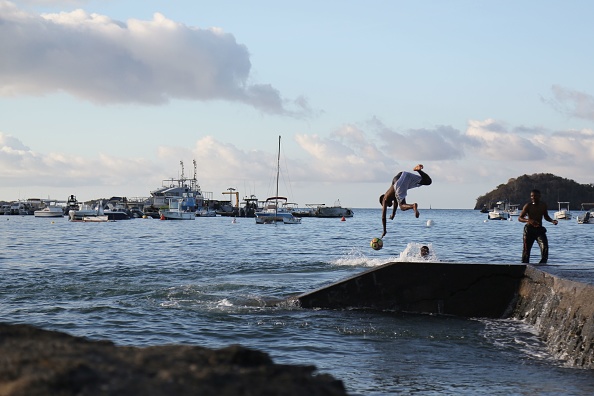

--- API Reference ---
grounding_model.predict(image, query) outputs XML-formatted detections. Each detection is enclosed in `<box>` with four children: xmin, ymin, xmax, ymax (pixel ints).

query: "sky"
<box><xmin>2</xmin><ymin>0</ymin><xmax>594</xmax><ymax>209</ymax></box>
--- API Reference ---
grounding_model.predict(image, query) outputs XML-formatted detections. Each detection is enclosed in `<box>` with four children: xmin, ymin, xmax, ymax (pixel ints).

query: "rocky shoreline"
<box><xmin>0</xmin><ymin>323</ymin><xmax>347</xmax><ymax>396</ymax></box>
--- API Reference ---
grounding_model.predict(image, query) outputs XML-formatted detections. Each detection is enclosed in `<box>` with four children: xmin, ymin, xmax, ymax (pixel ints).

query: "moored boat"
<box><xmin>149</xmin><ymin>160</ymin><xmax>209</xmax><ymax>213</ymax></box>
<box><xmin>159</xmin><ymin>193</ymin><xmax>196</xmax><ymax>220</ymax></box>
<box><xmin>554</xmin><ymin>202</ymin><xmax>572</xmax><ymax>220</ymax></box>
<box><xmin>507</xmin><ymin>204</ymin><xmax>520</xmax><ymax>217</ymax></box>
<box><xmin>34</xmin><ymin>204</ymin><xmax>64</xmax><ymax>218</ymax></box>
<box><xmin>576</xmin><ymin>203</ymin><xmax>594</xmax><ymax>224</ymax></box>
<box><xmin>312</xmin><ymin>200</ymin><xmax>354</xmax><ymax>218</ymax></box>
<box><xmin>255</xmin><ymin>196</ymin><xmax>301</xmax><ymax>224</ymax></box>
<box><xmin>69</xmin><ymin>200</ymin><xmax>110</xmax><ymax>222</ymax></box>
<box><xmin>577</xmin><ymin>211</ymin><xmax>594</xmax><ymax>224</ymax></box>
<box><xmin>254</xmin><ymin>136</ymin><xmax>302</xmax><ymax>225</ymax></box>
<box><xmin>488</xmin><ymin>201</ymin><xmax>510</xmax><ymax>220</ymax></box>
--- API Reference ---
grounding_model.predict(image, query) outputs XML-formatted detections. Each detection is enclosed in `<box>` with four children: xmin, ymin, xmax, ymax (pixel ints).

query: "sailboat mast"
<box><xmin>275</xmin><ymin>135</ymin><xmax>281</xmax><ymax>219</ymax></box>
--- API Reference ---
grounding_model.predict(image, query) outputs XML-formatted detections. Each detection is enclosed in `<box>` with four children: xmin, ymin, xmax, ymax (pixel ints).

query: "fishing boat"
<box><xmin>149</xmin><ymin>160</ymin><xmax>209</xmax><ymax>213</ymax></box>
<box><xmin>576</xmin><ymin>203</ymin><xmax>594</xmax><ymax>224</ymax></box>
<box><xmin>255</xmin><ymin>136</ymin><xmax>301</xmax><ymax>225</ymax></box>
<box><xmin>159</xmin><ymin>193</ymin><xmax>196</xmax><ymax>220</ymax></box>
<box><xmin>554</xmin><ymin>202</ymin><xmax>572</xmax><ymax>220</ymax></box>
<box><xmin>577</xmin><ymin>211</ymin><xmax>594</xmax><ymax>224</ymax></box>
<box><xmin>488</xmin><ymin>201</ymin><xmax>510</xmax><ymax>220</ymax></box>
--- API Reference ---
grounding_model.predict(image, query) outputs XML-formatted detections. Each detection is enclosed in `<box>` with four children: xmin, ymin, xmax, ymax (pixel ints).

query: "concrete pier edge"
<box><xmin>293</xmin><ymin>262</ymin><xmax>594</xmax><ymax>369</ymax></box>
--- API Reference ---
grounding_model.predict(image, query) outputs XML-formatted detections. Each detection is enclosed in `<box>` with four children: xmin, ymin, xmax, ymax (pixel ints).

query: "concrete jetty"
<box><xmin>293</xmin><ymin>262</ymin><xmax>594</xmax><ymax>369</ymax></box>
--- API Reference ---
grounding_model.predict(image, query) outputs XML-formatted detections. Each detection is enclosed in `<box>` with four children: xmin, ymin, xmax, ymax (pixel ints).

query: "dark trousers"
<box><xmin>522</xmin><ymin>225</ymin><xmax>549</xmax><ymax>264</ymax></box>
<box><xmin>417</xmin><ymin>170</ymin><xmax>432</xmax><ymax>186</ymax></box>
<box><xmin>393</xmin><ymin>170</ymin><xmax>432</xmax><ymax>186</ymax></box>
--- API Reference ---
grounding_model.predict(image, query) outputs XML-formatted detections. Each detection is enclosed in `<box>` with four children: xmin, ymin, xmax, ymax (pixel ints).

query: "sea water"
<box><xmin>1</xmin><ymin>209</ymin><xmax>594</xmax><ymax>395</ymax></box>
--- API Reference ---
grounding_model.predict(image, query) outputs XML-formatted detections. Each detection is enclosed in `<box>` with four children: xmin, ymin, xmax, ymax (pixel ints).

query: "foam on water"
<box><xmin>331</xmin><ymin>242</ymin><xmax>439</xmax><ymax>268</ymax></box>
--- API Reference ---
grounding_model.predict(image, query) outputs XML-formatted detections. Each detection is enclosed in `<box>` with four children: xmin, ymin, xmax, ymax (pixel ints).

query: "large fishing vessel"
<box><xmin>149</xmin><ymin>160</ymin><xmax>212</xmax><ymax>214</ymax></box>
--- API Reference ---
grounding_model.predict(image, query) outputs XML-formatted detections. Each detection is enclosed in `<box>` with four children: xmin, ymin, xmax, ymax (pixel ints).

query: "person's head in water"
<box><xmin>420</xmin><ymin>245</ymin><xmax>430</xmax><ymax>257</ymax></box>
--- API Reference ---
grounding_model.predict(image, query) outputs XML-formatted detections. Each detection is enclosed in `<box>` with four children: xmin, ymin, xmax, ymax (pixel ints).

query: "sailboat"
<box><xmin>255</xmin><ymin>136</ymin><xmax>302</xmax><ymax>224</ymax></box>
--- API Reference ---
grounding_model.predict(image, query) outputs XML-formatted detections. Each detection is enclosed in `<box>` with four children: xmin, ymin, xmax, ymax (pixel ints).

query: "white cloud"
<box><xmin>0</xmin><ymin>132</ymin><xmax>160</xmax><ymax>195</ymax></box>
<box><xmin>3</xmin><ymin>119</ymin><xmax>594</xmax><ymax>206</ymax></box>
<box><xmin>0</xmin><ymin>1</ymin><xmax>309</xmax><ymax>116</ymax></box>
<box><xmin>370</xmin><ymin>118</ymin><xmax>466</xmax><ymax>161</ymax></box>
<box><xmin>545</xmin><ymin>85</ymin><xmax>594</xmax><ymax>122</ymax></box>
<box><xmin>466</xmin><ymin>119</ymin><xmax>547</xmax><ymax>161</ymax></box>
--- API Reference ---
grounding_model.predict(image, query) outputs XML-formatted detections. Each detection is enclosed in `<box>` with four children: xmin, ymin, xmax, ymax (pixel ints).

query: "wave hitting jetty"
<box><xmin>293</xmin><ymin>262</ymin><xmax>594</xmax><ymax>369</ymax></box>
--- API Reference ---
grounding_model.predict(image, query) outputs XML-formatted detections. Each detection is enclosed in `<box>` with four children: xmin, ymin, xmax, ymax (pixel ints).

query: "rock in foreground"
<box><xmin>0</xmin><ymin>323</ymin><xmax>347</xmax><ymax>396</ymax></box>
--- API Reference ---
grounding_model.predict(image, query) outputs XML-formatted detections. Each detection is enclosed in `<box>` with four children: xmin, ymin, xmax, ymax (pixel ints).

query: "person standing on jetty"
<box><xmin>380</xmin><ymin>164</ymin><xmax>432</xmax><ymax>238</ymax></box>
<box><xmin>518</xmin><ymin>189</ymin><xmax>558</xmax><ymax>264</ymax></box>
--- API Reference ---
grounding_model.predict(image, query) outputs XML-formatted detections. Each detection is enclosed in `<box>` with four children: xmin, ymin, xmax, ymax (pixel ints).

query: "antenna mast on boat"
<box><xmin>180</xmin><ymin>160</ymin><xmax>185</xmax><ymax>186</ymax></box>
<box><xmin>193</xmin><ymin>159</ymin><xmax>198</xmax><ymax>190</ymax></box>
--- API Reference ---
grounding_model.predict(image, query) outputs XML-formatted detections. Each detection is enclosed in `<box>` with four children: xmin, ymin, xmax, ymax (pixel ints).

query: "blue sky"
<box><xmin>2</xmin><ymin>0</ymin><xmax>594</xmax><ymax>209</ymax></box>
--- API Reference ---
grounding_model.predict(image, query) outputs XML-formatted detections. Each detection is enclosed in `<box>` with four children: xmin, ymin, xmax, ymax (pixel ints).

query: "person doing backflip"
<box><xmin>380</xmin><ymin>164</ymin><xmax>432</xmax><ymax>238</ymax></box>
<box><xmin>518</xmin><ymin>189</ymin><xmax>557</xmax><ymax>264</ymax></box>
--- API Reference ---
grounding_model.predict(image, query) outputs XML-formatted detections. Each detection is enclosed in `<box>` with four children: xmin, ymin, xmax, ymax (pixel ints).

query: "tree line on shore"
<box><xmin>474</xmin><ymin>173</ymin><xmax>594</xmax><ymax>211</ymax></box>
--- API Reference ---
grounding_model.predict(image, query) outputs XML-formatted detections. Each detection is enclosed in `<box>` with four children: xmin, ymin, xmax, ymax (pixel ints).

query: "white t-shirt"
<box><xmin>394</xmin><ymin>172</ymin><xmax>422</xmax><ymax>202</ymax></box>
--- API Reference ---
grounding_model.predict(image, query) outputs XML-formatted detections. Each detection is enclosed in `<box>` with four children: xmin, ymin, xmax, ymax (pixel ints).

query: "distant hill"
<box><xmin>474</xmin><ymin>173</ymin><xmax>594</xmax><ymax>211</ymax></box>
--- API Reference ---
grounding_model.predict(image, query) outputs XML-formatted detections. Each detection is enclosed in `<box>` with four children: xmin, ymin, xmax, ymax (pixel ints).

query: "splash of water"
<box><xmin>331</xmin><ymin>242</ymin><xmax>439</xmax><ymax>267</ymax></box>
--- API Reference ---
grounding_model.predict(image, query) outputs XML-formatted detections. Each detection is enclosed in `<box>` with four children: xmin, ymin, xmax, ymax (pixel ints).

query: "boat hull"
<box><xmin>488</xmin><ymin>212</ymin><xmax>510</xmax><ymax>220</ymax></box>
<box><xmin>159</xmin><ymin>210</ymin><xmax>195</xmax><ymax>220</ymax></box>
<box><xmin>314</xmin><ymin>207</ymin><xmax>354</xmax><ymax>218</ymax></box>
<box><xmin>34</xmin><ymin>207</ymin><xmax>64</xmax><ymax>218</ymax></box>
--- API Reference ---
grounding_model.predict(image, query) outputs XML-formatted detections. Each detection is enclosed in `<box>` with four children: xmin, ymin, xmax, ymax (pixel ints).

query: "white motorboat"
<box><xmin>196</xmin><ymin>208</ymin><xmax>217</xmax><ymax>217</ymax></box>
<box><xmin>69</xmin><ymin>203</ymin><xmax>99</xmax><ymax>221</ymax></box>
<box><xmin>159</xmin><ymin>193</ymin><xmax>196</xmax><ymax>220</ymax></box>
<box><xmin>577</xmin><ymin>211</ymin><xmax>594</xmax><ymax>224</ymax></box>
<box><xmin>34</xmin><ymin>204</ymin><xmax>64</xmax><ymax>218</ymax></box>
<box><xmin>507</xmin><ymin>204</ymin><xmax>520</xmax><ymax>217</ymax></box>
<box><xmin>69</xmin><ymin>200</ymin><xmax>110</xmax><ymax>222</ymax></box>
<box><xmin>576</xmin><ymin>204</ymin><xmax>594</xmax><ymax>224</ymax></box>
<box><xmin>554</xmin><ymin>202</ymin><xmax>572</xmax><ymax>220</ymax></box>
<box><xmin>282</xmin><ymin>215</ymin><xmax>302</xmax><ymax>224</ymax></box>
<box><xmin>81</xmin><ymin>215</ymin><xmax>109</xmax><ymax>222</ymax></box>
<box><xmin>488</xmin><ymin>201</ymin><xmax>510</xmax><ymax>220</ymax></box>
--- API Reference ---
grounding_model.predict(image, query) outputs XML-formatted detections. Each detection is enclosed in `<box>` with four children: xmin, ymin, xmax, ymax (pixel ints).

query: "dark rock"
<box><xmin>0</xmin><ymin>323</ymin><xmax>347</xmax><ymax>396</ymax></box>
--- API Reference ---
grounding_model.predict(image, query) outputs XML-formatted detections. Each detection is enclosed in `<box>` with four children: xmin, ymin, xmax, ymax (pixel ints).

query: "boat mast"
<box><xmin>275</xmin><ymin>135</ymin><xmax>281</xmax><ymax>219</ymax></box>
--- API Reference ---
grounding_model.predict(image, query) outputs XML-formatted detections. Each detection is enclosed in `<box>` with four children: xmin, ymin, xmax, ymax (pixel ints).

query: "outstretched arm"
<box><xmin>381</xmin><ymin>203</ymin><xmax>388</xmax><ymax>238</ymax></box>
<box><xmin>543</xmin><ymin>204</ymin><xmax>558</xmax><ymax>225</ymax></box>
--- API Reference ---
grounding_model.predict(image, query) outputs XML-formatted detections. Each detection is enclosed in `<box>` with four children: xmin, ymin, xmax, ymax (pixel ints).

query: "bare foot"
<box><xmin>413</xmin><ymin>164</ymin><xmax>423</xmax><ymax>171</ymax></box>
<box><xmin>413</xmin><ymin>203</ymin><xmax>420</xmax><ymax>218</ymax></box>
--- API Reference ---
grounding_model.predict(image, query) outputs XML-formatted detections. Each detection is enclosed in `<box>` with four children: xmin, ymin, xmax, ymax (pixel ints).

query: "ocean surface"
<box><xmin>1</xmin><ymin>208</ymin><xmax>594</xmax><ymax>395</ymax></box>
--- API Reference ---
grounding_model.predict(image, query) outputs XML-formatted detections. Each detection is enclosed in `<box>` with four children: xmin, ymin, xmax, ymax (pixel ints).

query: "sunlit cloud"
<box><xmin>466</xmin><ymin>119</ymin><xmax>547</xmax><ymax>161</ymax></box>
<box><xmin>0</xmin><ymin>1</ymin><xmax>311</xmax><ymax>116</ymax></box>
<box><xmin>3</xmin><ymin>118</ymin><xmax>594</xmax><ymax>203</ymax></box>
